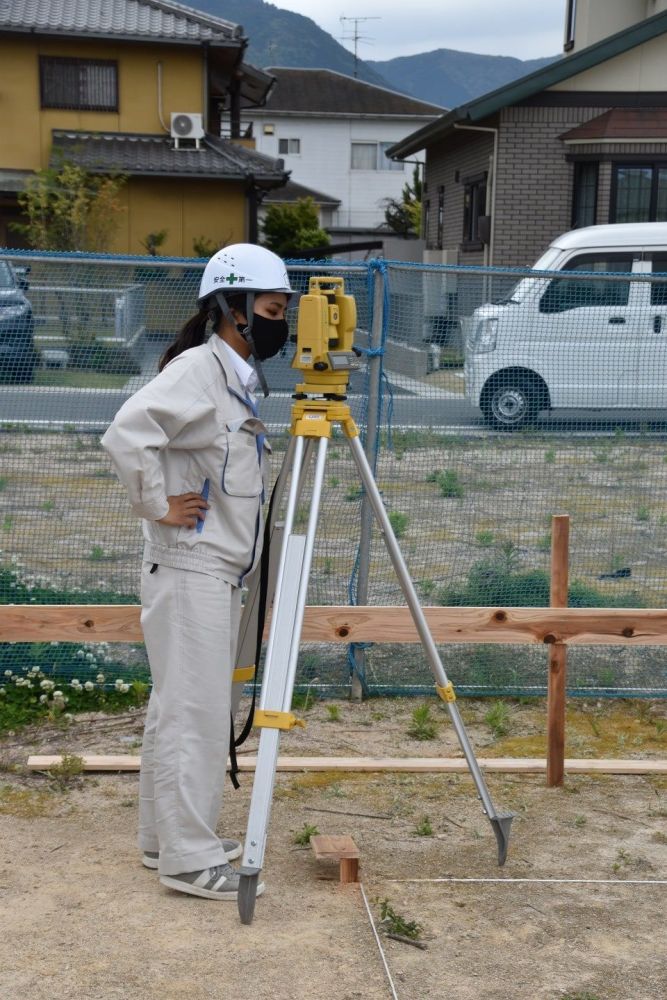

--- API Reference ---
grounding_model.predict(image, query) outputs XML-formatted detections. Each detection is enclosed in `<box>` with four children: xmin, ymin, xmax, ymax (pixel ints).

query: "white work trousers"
<box><xmin>138</xmin><ymin>562</ymin><xmax>242</xmax><ymax>876</ymax></box>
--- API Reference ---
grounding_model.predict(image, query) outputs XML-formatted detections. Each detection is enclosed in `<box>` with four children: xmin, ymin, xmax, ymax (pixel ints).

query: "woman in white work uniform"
<box><xmin>101</xmin><ymin>244</ymin><xmax>293</xmax><ymax>901</ymax></box>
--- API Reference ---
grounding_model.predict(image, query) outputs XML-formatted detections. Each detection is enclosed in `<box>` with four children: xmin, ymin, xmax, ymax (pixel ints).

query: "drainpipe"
<box><xmin>202</xmin><ymin>43</ymin><xmax>209</xmax><ymax>133</ymax></box>
<box><xmin>453</xmin><ymin>123</ymin><xmax>498</xmax><ymax>267</ymax></box>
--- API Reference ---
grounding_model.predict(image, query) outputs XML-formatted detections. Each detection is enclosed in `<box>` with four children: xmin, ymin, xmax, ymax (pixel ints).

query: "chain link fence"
<box><xmin>1</xmin><ymin>249</ymin><xmax>666</xmax><ymax>701</ymax></box>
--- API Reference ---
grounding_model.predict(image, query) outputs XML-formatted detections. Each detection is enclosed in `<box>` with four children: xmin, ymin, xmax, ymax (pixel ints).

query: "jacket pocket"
<box><xmin>221</xmin><ymin>419</ymin><xmax>264</xmax><ymax>498</ymax></box>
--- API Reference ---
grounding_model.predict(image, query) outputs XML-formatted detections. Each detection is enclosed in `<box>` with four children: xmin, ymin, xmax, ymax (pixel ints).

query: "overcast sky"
<box><xmin>275</xmin><ymin>0</ymin><xmax>566</xmax><ymax>62</ymax></box>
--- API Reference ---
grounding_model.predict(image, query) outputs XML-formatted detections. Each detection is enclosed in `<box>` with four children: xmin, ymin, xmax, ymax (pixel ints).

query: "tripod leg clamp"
<box><xmin>233</xmin><ymin>665</ymin><xmax>256</xmax><ymax>684</ymax></box>
<box><xmin>436</xmin><ymin>681</ymin><xmax>457</xmax><ymax>703</ymax></box>
<box><xmin>253</xmin><ymin>709</ymin><xmax>306</xmax><ymax>731</ymax></box>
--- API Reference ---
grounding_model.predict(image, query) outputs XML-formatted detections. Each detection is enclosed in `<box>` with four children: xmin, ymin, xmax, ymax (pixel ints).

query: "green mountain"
<box><xmin>187</xmin><ymin>0</ymin><xmax>391</xmax><ymax>87</ymax></box>
<box><xmin>185</xmin><ymin>1</ymin><xmax>559</xmax><ymax>107</ymax></box>
<box><xmin>367</xmin><ymin>49</ymin><xmax>559</xmax><ymax>108</ymax></box>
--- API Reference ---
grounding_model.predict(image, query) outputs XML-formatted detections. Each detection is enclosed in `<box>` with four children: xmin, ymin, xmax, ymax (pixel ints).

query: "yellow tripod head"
<box><xmin>292</xmin><ymin>276</ymin><xmax>360</xmax><ymax>399</ymax></box>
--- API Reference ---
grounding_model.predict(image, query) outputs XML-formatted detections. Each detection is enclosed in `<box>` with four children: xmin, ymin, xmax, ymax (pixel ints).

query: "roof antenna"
<box><xmin>339</xmin><ymin>16</ymin><xmax>381</xmax><ymax>78</ymax></box>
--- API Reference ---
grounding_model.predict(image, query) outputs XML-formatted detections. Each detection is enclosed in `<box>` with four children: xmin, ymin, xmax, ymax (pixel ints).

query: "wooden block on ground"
<box><xmin>310</xmin><ymin>834</ymin><xmax>360</xmax><ymax>884</ymax></box>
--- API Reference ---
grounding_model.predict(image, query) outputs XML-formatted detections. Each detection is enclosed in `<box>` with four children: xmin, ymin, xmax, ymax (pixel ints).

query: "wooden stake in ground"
<box><xmin>547</xmin><ymin>514</ymin><xmax>569</xmax><ymax>787</ymax></box>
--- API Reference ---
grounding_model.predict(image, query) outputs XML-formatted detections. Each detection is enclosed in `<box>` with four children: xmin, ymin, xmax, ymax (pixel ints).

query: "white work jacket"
<box><xmin>101</xmin><ymin>336</ymin><xmax>270</xmax><ymax>586</ymax></box>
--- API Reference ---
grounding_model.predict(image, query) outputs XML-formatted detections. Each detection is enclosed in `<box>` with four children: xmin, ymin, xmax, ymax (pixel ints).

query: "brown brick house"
<box><xmin>387</xmin><ymin>2</ymin><xmax>667</xmax><ymax>267</ymax></box>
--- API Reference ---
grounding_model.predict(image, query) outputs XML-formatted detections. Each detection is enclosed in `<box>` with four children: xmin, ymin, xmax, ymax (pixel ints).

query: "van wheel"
<box><xmin>482</xmin><ymin>380</ymin><xmax>539</xmax><ymax>431</ymax></box>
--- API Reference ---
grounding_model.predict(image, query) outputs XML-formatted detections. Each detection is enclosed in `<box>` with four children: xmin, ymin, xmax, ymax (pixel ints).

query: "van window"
<box><xmin>649</xmin><ymin>253</ymin><xmax>667</xmax><ymax>306</ymax></box>
<box><xmin>540</xmin><ymin>253</ymin><xmax>634</xmax><ymax>314</ymax></box>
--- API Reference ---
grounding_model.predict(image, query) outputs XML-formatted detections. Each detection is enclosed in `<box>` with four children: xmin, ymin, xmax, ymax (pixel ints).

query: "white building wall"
<box><xmin>249</xmin><ymin>113</ymin><xmax>430</xmax><ymax>230</ymax></box>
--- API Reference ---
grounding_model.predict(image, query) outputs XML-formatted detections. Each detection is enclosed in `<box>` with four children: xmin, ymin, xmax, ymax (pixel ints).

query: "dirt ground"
<box><xmin>1</xmin><ymin>696</ymin><xmax>665</xmax><ymax>1000</ymax></box>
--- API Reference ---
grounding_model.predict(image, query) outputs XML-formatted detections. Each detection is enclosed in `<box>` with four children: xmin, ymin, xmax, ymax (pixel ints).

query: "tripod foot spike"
<box><xmin>238</xmin><ymin>870</ymin><xmax>262</xmax><ymax>924</ymax></box>
<box><xmin>489</xmin><ymin>812</ymin><xmax>515</xmax><ymax>866</ymax></box>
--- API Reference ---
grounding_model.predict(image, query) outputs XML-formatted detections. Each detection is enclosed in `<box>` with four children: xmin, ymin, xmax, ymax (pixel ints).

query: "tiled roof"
<box><xmin>263</xmin><ymin>181</ymin><xmax>340</xmax><ymax>207</ymax></box>
<box><xmin>260</xmin><ymin>68</ymin><xmax>443</xmax><ymax>117</ymax></box>
<box><xmin>0</xmin><ymin>0</ymin><xmax>242</xmax><ymax>44</ymax></box>
<box><xmin>561</xmin><ymin>108</ymin><xmax>667</xmax><ymax>142</ymax></box>
<box><xmin>51</xmin><ymin>131</ymin><xmax>288</xmax><ymax>186</ymax></box>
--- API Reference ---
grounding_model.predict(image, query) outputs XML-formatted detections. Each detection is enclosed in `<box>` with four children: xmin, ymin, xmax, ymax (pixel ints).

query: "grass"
<box><xmin>484</xmin><ymin>701</ymin><xmax>512</xmax><ymax>740</ymax></box>
<box><xmin>413</xmin><ymin>816</ymin><xmax>433</xmax><ymax>836</ymax></box>
<box><xmin>34</xmin><ymin>369</ymin><xmax>129</xmax><ymax>389</ymax></box>
<box><xmin>407</xmin><ymin>703</ymin><xmax>438</xmax><ymax>741</ymax></box>
<box><xmin>379</xmin><ymin>899</ymin><xmax>423</xmax><ymax>940</ymax></box>
<box><xmin>293</xmin><ymin>822</ymin><xmax>319</xmax><ymax>846</ymax></box>
<box><xmin>325</xmin><ymin>704</ymin><xmax>341</xmax><ymax>722</ymax></box>
<box><xmin>427</xmin><ymin>469</ymin><xmax>464</xmax><ymax>498</ymax></box>
<box><xmin>387</xmin><ymin>511</ymin><xmax>408</xmax><ymax>538</ymax></box>
<box><xmin>46</xmin><ymin>753</ymin><xmax>85</xmax><ymax>791</ymax></box>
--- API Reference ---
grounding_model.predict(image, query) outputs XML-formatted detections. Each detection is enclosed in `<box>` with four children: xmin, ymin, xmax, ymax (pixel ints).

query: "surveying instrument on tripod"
<box><xmin>234</xmin><ymin>275</ymin><xmax>515</xmax><ymax>924</ymax></box>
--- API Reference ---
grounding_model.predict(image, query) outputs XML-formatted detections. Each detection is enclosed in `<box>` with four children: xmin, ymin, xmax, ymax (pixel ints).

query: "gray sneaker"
<box><xmin>160</xmin><ymin>863</ymin><xmax>265</xmax><ymax>901</ymax></box>
<box><xmin>142</xmin><ymin>838</ymin><xmax>242</xmax><ymax>869</ymax></box>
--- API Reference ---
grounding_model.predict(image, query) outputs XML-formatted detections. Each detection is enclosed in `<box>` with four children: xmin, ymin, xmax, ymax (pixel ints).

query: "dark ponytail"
<box><xmin>158</xmin><ymin>301</ymin><xmax>222</xmax><ymax>372</ymax></box>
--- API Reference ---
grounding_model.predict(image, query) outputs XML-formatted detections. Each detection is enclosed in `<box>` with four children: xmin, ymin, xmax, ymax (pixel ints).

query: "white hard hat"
<box><xmin>198</xmin><ymin>243</ymin><xmax>293</xmax><ymax>303</ymax></box>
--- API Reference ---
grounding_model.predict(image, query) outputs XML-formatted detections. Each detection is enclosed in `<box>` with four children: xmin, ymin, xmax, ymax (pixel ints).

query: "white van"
<box><xmin>463</xmin><ymin>223</ymin><xmax>667</xmax><ymax>429</ymax></box>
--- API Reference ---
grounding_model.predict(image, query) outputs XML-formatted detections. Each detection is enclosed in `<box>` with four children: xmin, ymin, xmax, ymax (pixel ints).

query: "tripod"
<box><xmin>236</xmin><ymin>393</ymin><xmax>515</xmax><ymax>924</ymax></box>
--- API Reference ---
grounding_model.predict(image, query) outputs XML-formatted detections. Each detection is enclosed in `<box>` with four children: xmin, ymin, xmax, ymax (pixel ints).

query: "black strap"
<box><xmin>228</xmin><ymin>478</ymin><xmax>278</xmax><ymax>788</ymax></box>
<box><xmin>149</xmin><ymin>563</ymin><xmax>159</xmax><ymax>574</ymax></box>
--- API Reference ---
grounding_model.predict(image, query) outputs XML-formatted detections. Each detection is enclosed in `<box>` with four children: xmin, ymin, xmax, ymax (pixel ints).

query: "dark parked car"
<box><xmin>0</xmin><ymin>260</ymin><xmax>37</xmax><ymax>383</ymax></box>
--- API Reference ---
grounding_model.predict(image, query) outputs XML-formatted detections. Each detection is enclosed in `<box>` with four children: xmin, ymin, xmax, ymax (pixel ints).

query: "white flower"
<box><xmin>120</xmin><ymin>683</ymin><xmax>130</xmax><ymax>694</ymax></box>
<box><xmin>40</xmin><ymin>679</ymin><xmax>54</xmax><ymax>691</ymax></box>
<box><xmin>63</xmin><ymin>713</ymin><xmax>73</xmax><ymax>721</ymax></box>
<box><xmin>96</xmin><ymin>674</ymin><xmax>105</xmax><ymax>684</ymax></box>
<box><xmin>84</xmin><ymin>681</ymin><xmax>94</xmax><ymax>691</ymax></box>
<box><xmin>114</xmin><ymin>679</ymin><xmax>124</xmax><ymax>690</ymax></box>
<box><xmin>39</xmin><ymin>694</ymin><xmax>48</xmax><ymax>704</ymax></box>
<box><xmin>52</xmin><ymin>690</ymin><xmax>64</xmax><ymax>699</ymax></box>
<box><xmin>76</xmin><ymin>650</ymin><xmax>84</xmax><ymax>658</ymax></box>
<box><xmin>0</xmin><ymin>688</ymin><xmax>5</xmax><ymax>696</ymax></box>
<box><xmin>4</xmin><ymin>670</ymin><xmax>11</xmax><ymax>677</ymax></box>
<box><xmin>85</xmin><ymin>653</ymin><xmax>94</xmax><ymax>662</ymax></box>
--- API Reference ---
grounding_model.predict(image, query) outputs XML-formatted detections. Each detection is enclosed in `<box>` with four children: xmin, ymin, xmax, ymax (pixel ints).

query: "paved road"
<box><xmin>3</xmin><ymin>340</ymin><xmax>667</xmax><ymax>435</ymax></box>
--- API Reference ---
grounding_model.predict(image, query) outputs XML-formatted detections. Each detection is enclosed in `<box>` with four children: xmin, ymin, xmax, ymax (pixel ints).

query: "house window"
<box><xmin>40</xmin><ymin>57</ymin><xmax>118</xmax><ymax>111</ymax></box>
<box><xmin>351</xmin><ymin>142</ymin><xmax>403</xmax><ymax>171</ymax></box>
<box><xmin>462</xmin><ymin>173</ymin><xmax>487</xmax><ymax>246</ymax></box>
<box><xmin>564</xmin><ymin>0</ymin><xmax>577</xmax><ymax>51</ymax></box>
<box><xmin>572</xmin><ymin>162</ymin><xmax>598</xmax><ymax>228</ymax></box>
<box><xmin>612</xmin><ymin>164</ymin><xmax>667</xmax><ymax>223</ymax></box>
<box><xmin>437</xmin><ymin>186</ymin><xmax>445</xmax><ymax>250</ymax></box>
<box><xmin>278</xmin><ymin>138</ymin><xmax>301</xmax><ymax>155</ymax></box>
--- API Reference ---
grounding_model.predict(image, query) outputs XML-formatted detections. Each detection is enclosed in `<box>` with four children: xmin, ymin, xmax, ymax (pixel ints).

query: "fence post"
<box><xmin>351</xmin><ymin>264</ymin><xmax>386</xmax><ymax>700</ymax></box>
<box><xmin>547</xmin><ymin>514</ymin><xmax>569</xmax><ymax>786</ymax></box>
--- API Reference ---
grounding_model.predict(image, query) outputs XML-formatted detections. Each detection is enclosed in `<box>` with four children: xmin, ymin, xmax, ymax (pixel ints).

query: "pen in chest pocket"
<box><xmin>196</xmin><ymin>477</ymin><xmax>210</xmax><ymax>533</ymax></box>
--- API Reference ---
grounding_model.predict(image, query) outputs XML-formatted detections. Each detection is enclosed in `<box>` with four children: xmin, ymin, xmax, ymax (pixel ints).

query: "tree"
<box><xmin>383</xmin><ymin>165</ymin><xmax>423</xmax><ymax>238</ymax></box>
<box><xmin>262</xmin><ymin>197</ymin><xmax>330</xmax><ymax>257</ymax></box>
<box><xmin>13</xmin><ymin>161</ymin><xmax>126</xmax><ymax>252</ymax></box>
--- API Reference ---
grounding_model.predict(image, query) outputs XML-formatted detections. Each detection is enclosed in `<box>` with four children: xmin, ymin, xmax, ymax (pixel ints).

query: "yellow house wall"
<box><xmin>0</xmin><ymin>34</ymin><xmax>254</xmax><ymax>252</ymax></box>
<box><xmin>0</xmin><ymin>35</ymin><xmax>204</xmax><ymax>171</ymax></box>
<box><xmin>111</xmin><ymin>179</ymin><xmax>247</xmax><ymax>256</ymax></box>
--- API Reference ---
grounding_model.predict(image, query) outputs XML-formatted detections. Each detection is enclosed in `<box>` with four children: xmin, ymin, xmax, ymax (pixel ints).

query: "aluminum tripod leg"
<box><xmin>232</xmin><ymin>436</ymin><xmax>316</xmax><ymax>715</ymax></box>
<box><xmin>238</xmin><ymin>434</ymin><xmax>329</xmax><ymax>923</ymax></box>
<box><xmin>346</xmin><ymin>433</ymin><xmax>515</xmax><ymax>866</ymax></box>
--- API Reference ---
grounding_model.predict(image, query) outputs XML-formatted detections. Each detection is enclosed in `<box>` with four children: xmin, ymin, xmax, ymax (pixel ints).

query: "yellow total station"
<box><xmin>292</xmin><ymin>276</ymin><xmax>359</xmax><ymax>399</ymax></box>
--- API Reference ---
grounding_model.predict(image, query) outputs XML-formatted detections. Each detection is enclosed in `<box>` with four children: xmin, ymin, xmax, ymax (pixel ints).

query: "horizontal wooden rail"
<box><xmin>26</xmin><ymin>755</ymin><xmax>667</xmax><ymax>775</ymax></box>
<box><xmin>3</xmin><ymin>604</ymin><xmax>667</xmax><ymax>646</ymax></box>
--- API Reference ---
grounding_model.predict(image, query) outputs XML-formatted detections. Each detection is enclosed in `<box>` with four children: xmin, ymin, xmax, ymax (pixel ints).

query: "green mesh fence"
<box><xmin>0</xmin><ymin>249</ymin><xmax>666</xmax><ymax>705</ymax></box>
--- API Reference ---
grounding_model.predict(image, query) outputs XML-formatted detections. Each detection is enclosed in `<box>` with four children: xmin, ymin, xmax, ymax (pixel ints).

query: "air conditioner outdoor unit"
<box><xmin>170</xmin><ymin>112</ymin><xmax>204</xmax><ymax>145</ymax></box>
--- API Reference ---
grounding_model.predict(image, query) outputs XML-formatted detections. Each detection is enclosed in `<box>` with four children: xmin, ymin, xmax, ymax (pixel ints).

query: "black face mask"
<box><xmin>240</xmin><ymin>313</ymin><xmax>289</xmax><ymax>361</ymax></box>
